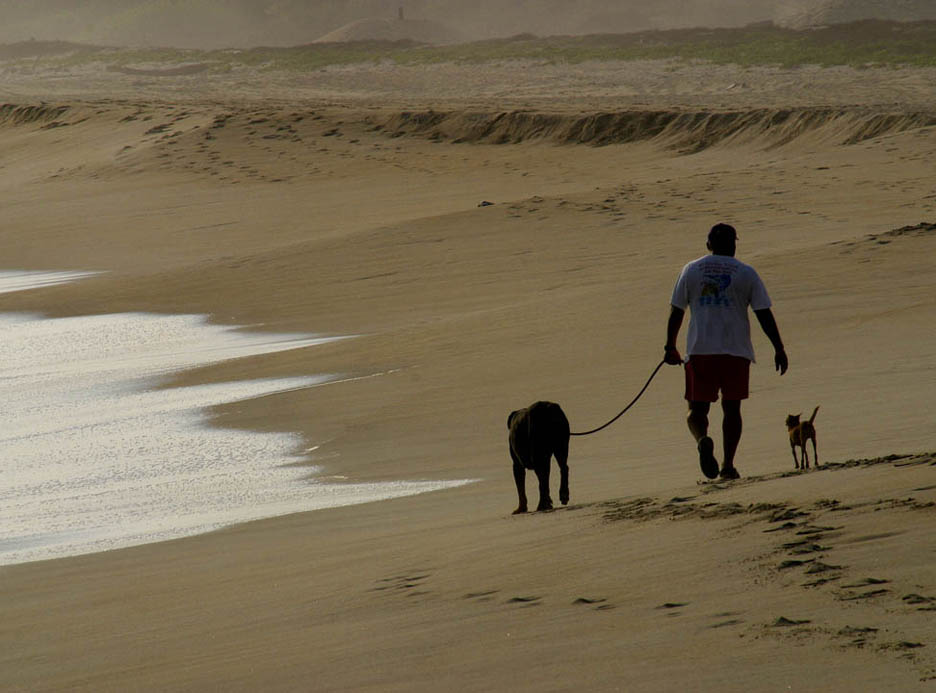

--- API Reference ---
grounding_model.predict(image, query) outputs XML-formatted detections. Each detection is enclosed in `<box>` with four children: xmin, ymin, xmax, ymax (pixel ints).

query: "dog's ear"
<box><xmin>507</xmin><ymin>411</ymin><xmax>517</xmax><ymax>429</ymax></box>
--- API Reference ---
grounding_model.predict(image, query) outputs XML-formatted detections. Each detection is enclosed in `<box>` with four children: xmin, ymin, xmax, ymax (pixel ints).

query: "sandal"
<box><xmin>697</xmin><ymin>436</ymin><xmax>719</xmax><ymax>479</ymax></box>
<box><xmin>719</xmin><ymin>466</ymin><xmax>741</xmax><ymax>480</ymax></box>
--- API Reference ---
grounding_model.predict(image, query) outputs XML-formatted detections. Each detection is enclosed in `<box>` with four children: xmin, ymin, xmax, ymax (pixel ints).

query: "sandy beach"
<box><xmin>1</xmin><ymin>52</ymin><xmax>935</xmax><ymax>691</ymax></box>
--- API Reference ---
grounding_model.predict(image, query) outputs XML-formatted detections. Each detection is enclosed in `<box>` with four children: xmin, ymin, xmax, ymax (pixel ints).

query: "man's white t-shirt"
<box><xmin>670</xmin><ymin>254</ymin><xmax>771</xmax><ymax>362</ymax></box>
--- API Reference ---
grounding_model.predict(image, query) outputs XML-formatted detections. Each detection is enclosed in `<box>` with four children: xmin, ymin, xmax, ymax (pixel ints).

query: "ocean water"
<box><xmin>0</xmin><ymin>271</ymin><xmax>473</xmax><ymax>565</ymax></box>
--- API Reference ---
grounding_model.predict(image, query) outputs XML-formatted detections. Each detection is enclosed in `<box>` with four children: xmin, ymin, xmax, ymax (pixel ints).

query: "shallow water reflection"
<box><xmin>0</xmin><ymin>273</ymin><xmax>472</xmax><ymax>565</ymax></box>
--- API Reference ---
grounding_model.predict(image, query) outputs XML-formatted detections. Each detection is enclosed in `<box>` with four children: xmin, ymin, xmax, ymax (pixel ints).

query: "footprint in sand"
<box><xmin>507</xmin><ymin>596</ymin><xmax>542</xmax><ymax>606</ymax></box>
<box><xmin>796</xmin><ymin>524</ymin><xmax>842</xmax><ymax>536</ymax></box>
<box><xmin>836</xmin><ymin>588</ymin><xmax>890</xmax><ymax>602</ymax></box>
<box><xmin>779</xmin><ymin>558</ymin><xmax>813</xmax><ymax>570</ymax></box>
<box><xmin>837</xmin><ymin>625</ymin><xmax>879</xmax><ymax>647</ymax></box>
<box><xmin>656</xmin><ymin>602</ymin><xmax>689</xmax><ymax>611</ymax></box>
<box><xmin>786</xmin><ymin>542</ymin><xmax>831</xmax><ymax>555</ymax></box>
<box><xmin>805</xmin><ymin>561</ymin><xmax>843</xmax><ymax>575</ymax></box>
<box><xmin>764</xmin><ymin>521</ymin><xmax>798</xmax><ymax>533</ymax></box>
<box><xmin>903</xmin><ymin>594</ymin><xmax>936</xmax><ymax>611</ymax></box>
<box><xmin>573</xmin><ymin>597</ymin><xmax>613</xmax><ymax>610</ymax></box>
<box><xmin>370</xmin><ymin>573</ymin><xmax>431</xmax><ymax>596</ymax></box>
<box><xmin>842</xmin><ymin>577</ymin><xmax>890</xmax><ymax>588</ymax></box>
<box><xmin>802</xmin><ymin>565</ymin><xmax>844</xmax><ymax>585</ymax></box>
<box><xmin>802</xmin><ymin>576</ymin><xmax>840</xmax><ymax>588</ymax></box>
<box><xmin>709</xmin><ymin>616</ymin><xmax>745</xmax><ymax>629</ymax></box>
<box><xmin>657</xmin><ymin>602</ymin><xmax>689</xmax><ymax>609</ymax></box>
<box><xmin>463</xmin><ymin>590</ymin><xmax>499</xmax><ymax>601</ymax></box>
<box><xmin>878</xmin><ymin>640</ymin><xmax>927</xmax><ymax>659</ymax></box>
<box><xmin>771</xmin><ymin>616</ymin><xmax>811</xmax><ymax>627</ymax></box>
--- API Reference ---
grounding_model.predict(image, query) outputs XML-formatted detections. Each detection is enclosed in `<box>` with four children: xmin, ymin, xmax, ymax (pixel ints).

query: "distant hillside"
<box><xmin>6</xmin><ymin>19</ymin><xmax>936</xmax><ymax>75</ymax></box>
<box><xmin>0</xmin><ymin>40</ymin><xmax>102</xmax><ymax>61</ymax></box>
<box><xmin>777</xmin><ymin>0</ymin><xmax>936</xmax><ymax>28</ymax></box>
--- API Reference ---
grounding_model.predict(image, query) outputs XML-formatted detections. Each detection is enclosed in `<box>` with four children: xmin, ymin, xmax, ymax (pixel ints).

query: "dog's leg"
<box><xmin>802</xmin><ymin>439</ymin><xmax>810</xmax><ymax>469</ymax></box>
<box><xmin>790</xmin><ymin>441</ymin><xmax>799</xmax><ymax>469</ymax></box>
<box><xmin>555</xmin><ymin>438</ymin><xmax>570</xmax><ymax>506</ymax></box>
<box><xmin>557</xmin><ymin>458</ymin><xmax>569</xmax><ymax>507</ymax></box>
<box><xmin>533</xmin><ymin>452</ymin><xmax>553</xmax><ymax>512</ymax></box>
<box><xmin>510</xmin><ymin>449</ymin><xmax>528</xmax><ymax>514</ymax></box>
<box><xmin>535</xmin><ymin>470</ymin><xmax>553</xmax><ymax>511</ymax></box>
<box><xmin>811</xmin><ymin>434</ymin><xmax>819</xmax><ymax>468</ymax></box>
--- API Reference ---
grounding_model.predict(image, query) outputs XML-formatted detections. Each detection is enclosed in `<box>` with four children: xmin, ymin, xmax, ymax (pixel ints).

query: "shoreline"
<box><xmin>0</xmin><ymin>277</ymin><xmax>474</xmax><ymax>565</ymax></box>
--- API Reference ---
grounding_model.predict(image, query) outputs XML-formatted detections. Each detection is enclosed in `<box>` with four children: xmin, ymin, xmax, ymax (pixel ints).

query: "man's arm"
<box><xmin>754</xmin><ymin>307</ymin><xmax>788</xmax><ymax>374</ymax></box>
<box><xmin>664</xmin><ymin>305</ymin><xmax>684</xmax><ymax>365</ymax></box>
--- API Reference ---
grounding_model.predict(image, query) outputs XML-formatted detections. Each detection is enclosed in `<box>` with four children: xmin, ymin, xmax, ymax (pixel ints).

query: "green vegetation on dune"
<box><xmin>5</xmin><ymin>20</ymin><xmax>936</xmax><ymax>72</ymax></box>
<box><xmin>397</xmin><ymin>21</ymin><xmax>936</xmax><ymax>68</ymax></box>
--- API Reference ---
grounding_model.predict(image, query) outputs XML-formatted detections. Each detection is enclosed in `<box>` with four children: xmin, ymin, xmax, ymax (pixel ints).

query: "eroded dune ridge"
<box><xmin>2</xmin><ymin>100</ymin><xmax>936</xmax><ymax>182</ymax></box>
<box><xmin>1</xmin><ymin>61</ymin><xmax>935</xmax><ymax>691</ymax></box>
<box><xmin>374</xmin><ymin>106</ymin><xmax>936</xmax><ymax>149</ymax></box>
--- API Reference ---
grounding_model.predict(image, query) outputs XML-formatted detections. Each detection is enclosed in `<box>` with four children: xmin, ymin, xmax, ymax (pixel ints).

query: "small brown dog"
<box><xmin>785</xmin><ymin>406</ymin><xmax>819</xmax><ymax>470</ymax></box>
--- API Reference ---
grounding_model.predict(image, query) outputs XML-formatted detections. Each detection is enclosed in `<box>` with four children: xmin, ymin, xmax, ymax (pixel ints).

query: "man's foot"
<box><xmin>697</xmin><ymin>436</ymin><xmax>719</xmax><ymax>479</ymax></box>
<box><xmin>719</xmin><ymin>466</ymin><xmax>741</xmax><ymax>480</ymax></box>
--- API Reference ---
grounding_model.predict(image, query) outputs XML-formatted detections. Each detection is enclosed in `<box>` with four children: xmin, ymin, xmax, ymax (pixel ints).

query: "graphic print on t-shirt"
<box><xmin>699</xmin><ymin>262</ymin><xmax>735</xmax><ymax>307</ymax></box>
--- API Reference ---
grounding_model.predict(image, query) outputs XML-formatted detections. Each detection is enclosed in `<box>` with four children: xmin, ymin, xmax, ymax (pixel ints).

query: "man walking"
<box><xmin>664</xmin><ymin>223</ymin><xmax>788</xmax><ymax>480</ymax></box>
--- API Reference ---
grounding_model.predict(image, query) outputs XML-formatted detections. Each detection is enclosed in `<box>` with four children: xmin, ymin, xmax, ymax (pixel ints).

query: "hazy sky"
<box><xmin>1</xmin><ymin>1</ymin><xmax>931</xmax><ymax>49</ymax></box>
<box><xmin>0</xmin><ymin>0</ymin><xmax>793</xmax><ymax>49</ymax></box>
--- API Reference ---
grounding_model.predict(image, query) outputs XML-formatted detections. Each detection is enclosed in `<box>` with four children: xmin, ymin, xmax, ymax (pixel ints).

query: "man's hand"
<box><xmin>664</xmin><ymin>345</ymin><xmax>683</xmax><ymax>365</ymax></box>
<box><xmin>775</xmin><ymin>348</ymin><xmax>788</xmax><ymax>375</ymax></box>
<box><xmin>665</xmin><ymin>307</ymin><xmax>685</xmax><ymax>365</ymax></box>
<box><xmin>755</xmin><ymin>308</ymin><xmax>788</xmax><ymax>375</ymax></box>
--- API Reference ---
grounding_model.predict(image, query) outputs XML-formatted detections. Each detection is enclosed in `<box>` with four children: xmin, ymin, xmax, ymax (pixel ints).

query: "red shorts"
<box><xmin>685</xmin><ymin>355</ymin><xmax>750</xmax><ymax>402</ymax></box>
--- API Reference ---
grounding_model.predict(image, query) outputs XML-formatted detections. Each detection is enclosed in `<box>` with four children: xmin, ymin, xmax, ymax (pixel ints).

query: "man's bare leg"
<box><xmin>721</xmin><ymin>399</ymin><xmax>742</xmax><ymax>478</ymax></box>
<box><xmin>687</xmin><ymin>401</ymin><xmax>710</xmax><ymax>442</ymax></box>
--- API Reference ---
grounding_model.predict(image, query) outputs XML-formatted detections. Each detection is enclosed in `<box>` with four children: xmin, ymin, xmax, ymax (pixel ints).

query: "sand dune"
<box><xmin>1</xmin><ymin>53</ymin><xmax>935</xmax><ymax>691</ymax></box>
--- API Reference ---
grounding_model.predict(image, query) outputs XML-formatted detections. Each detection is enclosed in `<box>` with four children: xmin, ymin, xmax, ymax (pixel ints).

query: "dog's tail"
<box><xmin>808</xmin><ymin>405</ymin><xmax>820</xmax><ymax>424</ymax></box>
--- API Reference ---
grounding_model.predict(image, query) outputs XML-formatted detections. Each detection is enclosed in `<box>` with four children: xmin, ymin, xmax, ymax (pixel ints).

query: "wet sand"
<box><xmin>1</xmin><ymin>58</ymin><xmax>935</xmax><ymax>690</ymax></box>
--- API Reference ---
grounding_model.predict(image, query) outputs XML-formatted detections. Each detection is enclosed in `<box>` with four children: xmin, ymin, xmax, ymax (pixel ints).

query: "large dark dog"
<box><xmin>507</xmin><ymin>401</ymin><xmax>570</xmax><ymax>514</ymax></box>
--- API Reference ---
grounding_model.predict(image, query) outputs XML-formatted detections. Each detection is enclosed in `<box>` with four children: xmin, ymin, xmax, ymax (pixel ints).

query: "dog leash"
<box><xmin>570</xmin><ymin>359</ymin><xmax>667</xmax><ymax>436</ymax></box>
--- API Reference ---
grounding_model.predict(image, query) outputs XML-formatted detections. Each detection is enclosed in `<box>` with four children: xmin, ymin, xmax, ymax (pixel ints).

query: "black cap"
<box><xmin>708</xmin><ymin>223</ymin><xmax>737</xmax><ymax>243</ymax></box>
